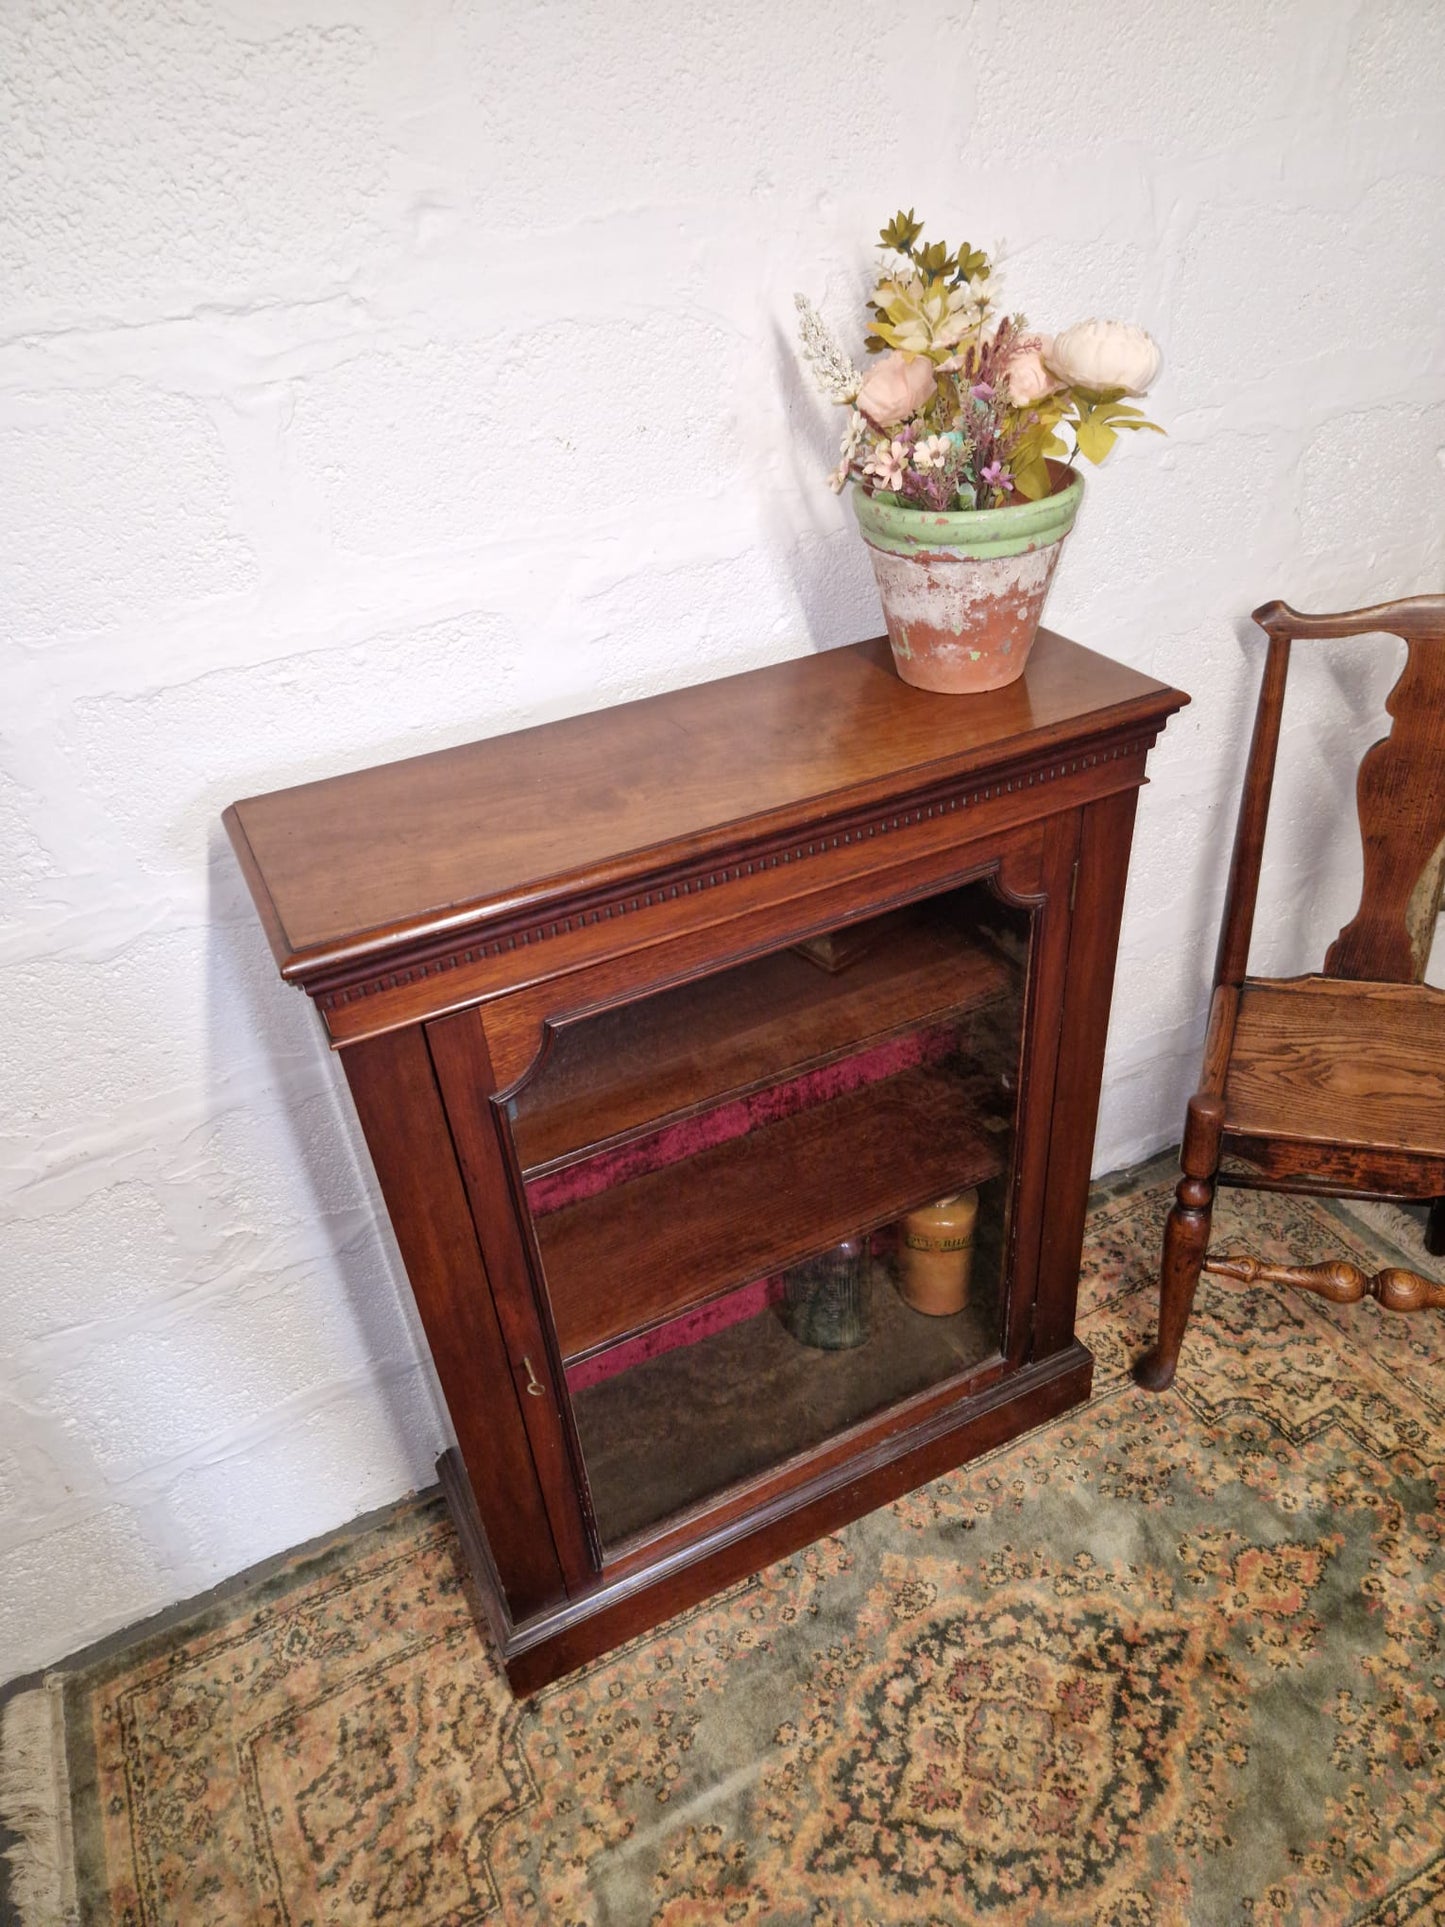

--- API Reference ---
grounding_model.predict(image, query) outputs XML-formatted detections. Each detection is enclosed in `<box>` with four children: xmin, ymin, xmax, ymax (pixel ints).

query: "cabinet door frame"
<box><xmin>427</xmin><ymin>809</ymin><xmax>1082</xmax><ymax>1592</ymax></box>
<box><xmin>339</xmin><ymin>1023</ymin><xmax>570</xmax><ymax>1622</ymax></box>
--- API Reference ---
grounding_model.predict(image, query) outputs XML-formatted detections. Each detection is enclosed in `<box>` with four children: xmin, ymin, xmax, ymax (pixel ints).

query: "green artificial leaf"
<box><xmin>1074</xmin><ymin>413</ymin><xmax>1118</xmax><ymax>464</ymax></box>
<box><xmin>1078</xmin><ymin>395</ymin><xmax>1162</xmax><ymax>428</ymax></box>
<box><xmin>1012</xmin><ymin>457</ymin><xmax>1053</xmax><ymax>500</ymax></box>
<box><xmin>1009</xmin><ymin>412</ymin><xmax>1070</xmax><ymax>497</ymax></box>
<box><xmin>879</xmin><ymin>209</ymin><xmax>924</xmax><ymax>254</ymax></box>
<box><xmin>951</xmin><ymin>241</ymin><xmax>991</xmax><ymax>284</ymax></box>
<box><xmin>1071</xmin><ymin>395</ymin><xmax>1166</xmax><ymax>465</ymax></box>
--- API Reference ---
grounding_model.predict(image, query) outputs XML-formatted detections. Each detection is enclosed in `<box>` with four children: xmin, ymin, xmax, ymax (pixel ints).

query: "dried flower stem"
<box><xmin>793</xmin><ymin>294</ymin><xmax>861</xmax><ymax>404</ymax></box>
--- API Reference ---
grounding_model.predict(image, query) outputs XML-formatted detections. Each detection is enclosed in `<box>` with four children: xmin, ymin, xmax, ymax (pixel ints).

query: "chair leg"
<box><xmin>1426</xmin><ymin>1197</ymin><xmax>1445</xmax><ymax>1260</ymax></box>
<box><xmin>1135</xmin><ymin>1094</ymin><xmax>1224</xmax><ymax>1393</ymax></box>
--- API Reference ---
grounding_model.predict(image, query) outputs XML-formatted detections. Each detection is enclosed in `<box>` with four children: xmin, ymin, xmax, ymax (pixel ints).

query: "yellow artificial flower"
<box><xmin>871</xmin><ymin>274</ymin><xmax>983</xmax><ymax>360</ymax></box>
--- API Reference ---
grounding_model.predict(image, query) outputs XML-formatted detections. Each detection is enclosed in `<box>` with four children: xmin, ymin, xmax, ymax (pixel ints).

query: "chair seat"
<box><xmin>1224</xmin><ymin>975</ymin><xmax>1445</xmax><ymax>1158</ymax></box>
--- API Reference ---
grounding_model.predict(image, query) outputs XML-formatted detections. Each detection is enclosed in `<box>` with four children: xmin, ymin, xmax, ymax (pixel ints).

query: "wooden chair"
<box><xmin>1136</xmin><ymin>595</ymin><xmax>1445</xmax><ymax>1391</ymax></box>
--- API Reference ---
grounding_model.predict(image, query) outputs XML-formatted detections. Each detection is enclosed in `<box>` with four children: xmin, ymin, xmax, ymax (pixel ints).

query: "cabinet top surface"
<box><xmin>226</xmin><ymin>631</ymin><xmax>1185</xmax><ymax>981</ymax></box>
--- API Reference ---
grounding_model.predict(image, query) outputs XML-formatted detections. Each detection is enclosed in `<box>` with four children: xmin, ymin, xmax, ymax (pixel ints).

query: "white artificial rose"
<box><xmin>1047</xmin><ymin>320</ymin><xmax>1162</xmax><ymax>396</ymax></box>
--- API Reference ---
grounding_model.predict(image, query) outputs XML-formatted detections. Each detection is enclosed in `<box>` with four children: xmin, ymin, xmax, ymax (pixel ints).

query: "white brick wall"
<box><xmin>2</xmin><ymin>0</ymin><xmax>1443</xmax><ymax>1682</ymax></box>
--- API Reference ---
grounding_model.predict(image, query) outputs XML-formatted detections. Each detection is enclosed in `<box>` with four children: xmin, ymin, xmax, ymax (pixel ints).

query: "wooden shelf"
<box><xmin>511</xmin><ymin>903</ymin><xmax>1012</xmax><ymax>1175</ymax></box>
<box><xmin>572</xmin><ymin>1250</ymin><xmax>1002</xmax><ymax>1547</ymax></box>
<box><xmin>536</xmin><ymin>1057</ymin><xmax>1006</xmax><ymax>1363</ymax></box>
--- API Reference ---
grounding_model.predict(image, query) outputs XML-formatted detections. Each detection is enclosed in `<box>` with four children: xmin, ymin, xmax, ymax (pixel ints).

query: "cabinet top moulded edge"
<box><xmin>224</xmin><ymin>632</ymin><xmax>1187</xmax><ymax>990</ymax></box>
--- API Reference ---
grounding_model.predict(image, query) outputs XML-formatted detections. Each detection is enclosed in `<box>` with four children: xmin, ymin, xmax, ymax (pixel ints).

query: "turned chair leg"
<box><xmin>1135</xmin><ymin>1094</ymin><xmax>1225</xmax><ymax>1392</ymax></box>
<box><xmin>1426</xmin><ymin>1197</ymin><xmax>1445</xmax><ymax>1260</ymax></box>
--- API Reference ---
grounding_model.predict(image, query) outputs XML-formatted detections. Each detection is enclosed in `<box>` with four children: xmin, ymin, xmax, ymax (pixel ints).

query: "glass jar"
<box><xmin>780</xmin><ymin>1237</ymin><xmax>871</xmax><ymax>1350</ymax></box>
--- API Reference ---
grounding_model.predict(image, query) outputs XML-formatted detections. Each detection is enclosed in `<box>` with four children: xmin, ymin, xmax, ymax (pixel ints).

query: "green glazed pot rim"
<box><xmin>853</xmin><ymin>466</ymin><xmax>1083</xmax><ymax>561</ymax></box>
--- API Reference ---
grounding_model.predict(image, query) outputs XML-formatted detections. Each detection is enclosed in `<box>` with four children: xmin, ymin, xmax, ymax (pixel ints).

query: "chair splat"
<box><xmin>1325</xmin><ymin>632</ymin><xmax>1445</xmax><ymax>983</ymax></box>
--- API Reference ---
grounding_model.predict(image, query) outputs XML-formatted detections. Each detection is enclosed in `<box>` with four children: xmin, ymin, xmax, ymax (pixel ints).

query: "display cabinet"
<box><xmin>226</xmin><ymin>632</ymin><xmax>1186</xmax><ymax>1692</ymax></box>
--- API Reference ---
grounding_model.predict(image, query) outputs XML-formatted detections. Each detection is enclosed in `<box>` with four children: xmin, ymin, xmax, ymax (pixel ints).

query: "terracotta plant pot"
<box><xmin>853</xmin><ymin>464</ymin><xmax>1083</xmax><ymax>694</ymax></box>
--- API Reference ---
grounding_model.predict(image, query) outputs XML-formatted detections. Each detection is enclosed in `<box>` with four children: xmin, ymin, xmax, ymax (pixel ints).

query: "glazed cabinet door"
<box><xmin>427</xmin><ymin>814</ymin><xmax>1080</xmax><ymax>1590</ymax></box>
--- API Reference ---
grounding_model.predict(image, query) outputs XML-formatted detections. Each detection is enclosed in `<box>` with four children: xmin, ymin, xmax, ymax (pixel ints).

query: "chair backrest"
<box><xmin>1214</xmin><ymin>595</ymin><xmax>1445</xmax><ymax>993</ymax></box>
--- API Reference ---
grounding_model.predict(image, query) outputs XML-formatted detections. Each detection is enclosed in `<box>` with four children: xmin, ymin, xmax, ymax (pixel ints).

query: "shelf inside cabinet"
<box><xmin>536</xmin><ymin>1056</ymin><xmax>1006</xmax><ymax>1364</ymax></box>
<box><xmin>572</xmin><ymin>1241</ymin><xmax>1003</xmax><ymax>1548</ymax></box>
<box><xmin>510</xmin><ymin>904</ymin><xmax>1011</xmax><ymax>1176</ymax></box>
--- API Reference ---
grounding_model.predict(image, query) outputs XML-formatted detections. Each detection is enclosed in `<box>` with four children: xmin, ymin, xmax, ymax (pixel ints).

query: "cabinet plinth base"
<box><xmin>441</xmin><ymin>1340</ymin><xmax>1092</xmax><ymax>1697</ymax></box>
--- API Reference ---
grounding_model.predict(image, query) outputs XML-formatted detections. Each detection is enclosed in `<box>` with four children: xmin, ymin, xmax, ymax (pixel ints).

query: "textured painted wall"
<box><xmin>2</xmin><ymin>0</ymin><xmax>1443</xmax><ymax>1682</ymax></box>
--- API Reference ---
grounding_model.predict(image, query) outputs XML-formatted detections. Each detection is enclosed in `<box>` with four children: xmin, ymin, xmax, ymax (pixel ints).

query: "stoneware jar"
<box><xmin>853</xmin><ymin>464</ymin><xmax>1083</xmax><ymax>694</ymax></box>
<box><xmin>896</xmin><ymin>1189</ymin><xmax>980</xmax><ymax>1315</ymax></box>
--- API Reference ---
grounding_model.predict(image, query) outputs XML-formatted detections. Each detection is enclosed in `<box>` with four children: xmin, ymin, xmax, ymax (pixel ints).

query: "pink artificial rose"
<box><xmin>855</xmin><ymin>350</ymin><xmax>936</xmax><ymax>428</ymax></box>
<box><xmin>1001</xmin><ymin>337</ymin><xmax>1060</xmax><ymax>407</ymax></box>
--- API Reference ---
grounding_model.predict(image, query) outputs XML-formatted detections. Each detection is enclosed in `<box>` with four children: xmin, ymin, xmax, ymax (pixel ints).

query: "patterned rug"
<box><xmin>26</xmin><ymin>1163</ymin><xmax>1445</xmax><ymax>1924</ymax></box>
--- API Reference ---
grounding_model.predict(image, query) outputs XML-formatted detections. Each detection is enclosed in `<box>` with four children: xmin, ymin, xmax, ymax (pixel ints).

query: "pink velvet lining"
<box><xmin>564</xmin><ymin>1274</ymin><xmax>786</xmax><ymax>1393</ymax></box>
<box><xmin>526</xmin><ymin>1024</ymin><xmax>956</xmax><ymax>1217</ymax></box>
<box><xmin>563</xmin><ymin>1227</ymin><xmax>899</xmax><ymax>1394</ymax></box>
<box><xmin>541</xmin><ymin>1028</ymin><xmax>951</xmax><ymax>1396</ymax></box>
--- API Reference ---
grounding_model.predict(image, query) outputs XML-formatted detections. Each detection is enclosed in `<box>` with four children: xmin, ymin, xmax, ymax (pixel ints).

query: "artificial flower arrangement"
<box><xmin>796</xmin><ymin>209</ymin><xmax>1163</xmax><ymax>511</ymax></box>
<box><xmin>793</xmin><ymin>211</ymin><xmax>1165</xmax><ymax>694</ymax></box>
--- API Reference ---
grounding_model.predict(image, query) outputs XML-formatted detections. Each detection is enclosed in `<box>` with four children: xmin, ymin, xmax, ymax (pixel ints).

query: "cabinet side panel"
<box><xmin>340</xmin><ymin>1026</ymin><xmax>567</xmax><ymax>1620</ymax></box>
<box><xmin>1033</xmin><ymin>785</ymin><xmax>1142</xmax><ymax>1356</ymax></box>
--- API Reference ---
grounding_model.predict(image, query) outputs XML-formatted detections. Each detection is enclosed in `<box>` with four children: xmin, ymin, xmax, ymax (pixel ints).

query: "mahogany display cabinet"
<box><xmin>226</xmin><ymin>631</ymin><xmax>1186</xmax><ymax>1692</ymax></box>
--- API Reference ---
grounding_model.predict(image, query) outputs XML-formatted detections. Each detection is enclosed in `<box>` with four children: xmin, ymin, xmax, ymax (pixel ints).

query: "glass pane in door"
<box><xmin>504</xmin><ymin>881</ymin><xmax>1030</xmax><ymax>1549</ymax></box>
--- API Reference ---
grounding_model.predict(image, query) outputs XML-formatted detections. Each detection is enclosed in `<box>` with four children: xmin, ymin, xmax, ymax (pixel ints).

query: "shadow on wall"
<box><xmin>763</xmin><ymin>314</ymin><xmax>881</xmax><ymax>655</ymax></box>
<box><xmin>203</xmin><ymin>823</ymin><xmax>447</xmax><ymax>1510</ymax></box>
